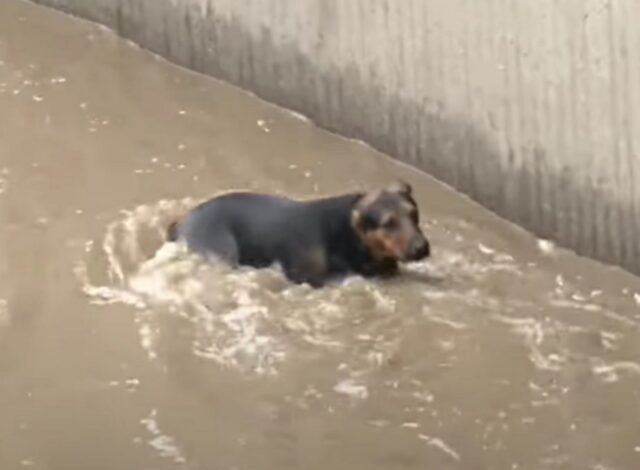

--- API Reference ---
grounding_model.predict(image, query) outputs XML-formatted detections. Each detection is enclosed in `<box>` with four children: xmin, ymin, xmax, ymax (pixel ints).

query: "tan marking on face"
<box><xmin>362</xmin><ymin>228</ymin><xmax>408</xmax><ymax>260</ymax></box>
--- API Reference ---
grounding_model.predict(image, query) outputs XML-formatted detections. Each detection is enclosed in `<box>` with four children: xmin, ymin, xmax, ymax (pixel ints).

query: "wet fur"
<box><xmin>168</xmin><ymin>183</ymin><xmax>429</xmax><ymax>287</ymax></box>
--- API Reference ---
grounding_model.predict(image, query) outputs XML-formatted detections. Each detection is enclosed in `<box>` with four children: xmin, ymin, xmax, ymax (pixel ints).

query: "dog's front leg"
<box><xmin>359</xmin><ymin>258</ymin><xmax>399</xmax><ymax>278</ymax></box>
<box><xmin>281</xmin><ymin>246</ymin><xmax>328</xmax><ymax>288</ymax></box>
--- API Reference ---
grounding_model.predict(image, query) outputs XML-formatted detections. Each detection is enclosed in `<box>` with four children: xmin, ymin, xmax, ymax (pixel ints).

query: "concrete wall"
<box><xmin>31</xmin><ymin>0</ymin><xmax>640</xmax><ymax>274</ymax></box>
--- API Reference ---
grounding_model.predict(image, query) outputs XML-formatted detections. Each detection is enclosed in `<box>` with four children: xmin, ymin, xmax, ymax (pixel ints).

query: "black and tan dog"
<box><xmin>167</xmin><ymin>181</ymin><xmax>430</xmax><ymax>287</ymax></box>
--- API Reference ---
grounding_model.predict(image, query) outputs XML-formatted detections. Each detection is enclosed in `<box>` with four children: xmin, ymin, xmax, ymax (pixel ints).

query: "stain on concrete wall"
<box><xmin>30</xmin><ymin>0</ymin><xmax>640</xmax><ymax>274</ymax></box>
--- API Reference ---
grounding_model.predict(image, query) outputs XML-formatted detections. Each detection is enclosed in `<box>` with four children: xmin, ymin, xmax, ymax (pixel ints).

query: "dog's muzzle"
<box><xmin>407</xmin><ymin>235</ymin><xmax>430</xmax><ymax>261</ymax></box>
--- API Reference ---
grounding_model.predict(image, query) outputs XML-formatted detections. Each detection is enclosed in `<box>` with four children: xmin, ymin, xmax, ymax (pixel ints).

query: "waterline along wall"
<box><xmin>30</xmin><ymin>0</ymin><xmax>640</xmax><ymax>275</ymax></box>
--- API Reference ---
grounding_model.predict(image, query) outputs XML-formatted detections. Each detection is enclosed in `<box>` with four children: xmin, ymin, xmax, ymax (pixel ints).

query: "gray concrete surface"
<box><xmin>29</xmin><ymin>0</ymin><xmax>640</xmax><ymax>274</ymax></box>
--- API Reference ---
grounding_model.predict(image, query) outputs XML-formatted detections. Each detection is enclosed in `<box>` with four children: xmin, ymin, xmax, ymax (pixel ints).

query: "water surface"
<box><xmin>1</xmin><ymin>1</ymin><xmax>640</xmax><ymax>469</ymax></box>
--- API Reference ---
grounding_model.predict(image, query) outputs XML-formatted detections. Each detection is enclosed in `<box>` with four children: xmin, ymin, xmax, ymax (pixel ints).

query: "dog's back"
<box><xmin>172</xmin><ymin>192</ymin><xmax>299</xmax><ymax>265</ymax></box>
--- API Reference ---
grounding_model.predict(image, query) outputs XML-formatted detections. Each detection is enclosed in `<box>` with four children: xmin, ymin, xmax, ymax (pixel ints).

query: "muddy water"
<box><xmin>1</xmin><ymin>1</ymin><xmax>640</xmax><ymax>469</ymax></box>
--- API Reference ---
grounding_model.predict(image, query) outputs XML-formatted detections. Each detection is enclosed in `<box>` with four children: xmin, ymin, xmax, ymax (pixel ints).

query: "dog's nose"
<box><xmin>409</xmin><ymin>237</ymin><xmax>430</xmax><ymax>260</ymax></box>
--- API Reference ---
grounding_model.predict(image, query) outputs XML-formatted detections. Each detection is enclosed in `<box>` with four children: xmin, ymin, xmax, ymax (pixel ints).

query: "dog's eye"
<box><xmin>360</xmin><ymin>213</ymin><xmax>378</xmax><ymax>230</ymax></box>
<box><xmin>382</xmin><ymin>218</ymin><xmax>398</xmax><ymax>229</ymax></box>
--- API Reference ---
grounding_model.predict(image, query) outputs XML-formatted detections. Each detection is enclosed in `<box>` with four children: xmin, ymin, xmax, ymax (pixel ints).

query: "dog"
<box><xmin>167</xmin><ymin>181</ymin><xmax>430</xmax><ymax>287</ymax></box>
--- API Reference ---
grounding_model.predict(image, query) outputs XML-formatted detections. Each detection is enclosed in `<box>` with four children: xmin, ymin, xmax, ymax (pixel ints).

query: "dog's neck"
<box><xmin>306</xmin><ymin>193</ymin><xmax>364</xmax><ymax>249</ymax></box>
<box><xmin>303</xmin><ymin>193</ymin><xmax>398</xmax><ymax>276</ymax></box>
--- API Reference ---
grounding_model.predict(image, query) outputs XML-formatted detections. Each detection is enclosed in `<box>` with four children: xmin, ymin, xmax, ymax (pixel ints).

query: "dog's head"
<box><xmin>351</xmin><ymin>180</ymin><xmax>430</xmax><ymax>262</ymax></box>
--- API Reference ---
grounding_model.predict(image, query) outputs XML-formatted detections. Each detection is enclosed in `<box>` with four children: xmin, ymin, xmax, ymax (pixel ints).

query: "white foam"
<box><xmin>333</xmin><ymin>379</ymin><xmax>369</xmax><ymax>400</ymax></box>
<box><xmin>140</xmin><ymin>409</ymin><xmax>186</xmax><ymax>464</ymax></box>
<box><xmin>0</xmin><ymin>167</ymin><xmax>8</xmax><ymax>195</ymax></box>
<box><xmin>417</xmin><ymin>434</ymin><xmax>461</xmax><ymax>461</ymax></box>
<box><xmin>591</xmin><ymin>358</ymin><xmax>640</xmax><ymax>383</ymax></box>
<box><xmin>0</xmin><ymin>298</ymin><xmax>9</xmax><ymax>327</ymax></box>
<box><xmin>493</xmin><ymin>315</ymin><xmax>566</xmax><ymax>372</ymax></box>
<box><xmin>422</xmin><ymin>307</ymin><xmax>468</xmax><ymax>330</ymax></box>
<box><xmin>537</xmin><ymin>239</ymin><xmax>555</xmax><ymax>254</ymax></box>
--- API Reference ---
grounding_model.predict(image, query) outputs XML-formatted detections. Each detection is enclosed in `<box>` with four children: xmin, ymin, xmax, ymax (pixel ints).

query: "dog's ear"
<box><xmin>386</xmin><ymin>180</ymin><xmax>412</xmax><ymax>196</ymax></box>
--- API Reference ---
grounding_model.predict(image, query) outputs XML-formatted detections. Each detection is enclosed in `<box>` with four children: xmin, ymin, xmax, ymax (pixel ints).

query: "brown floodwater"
<box><xmin>1</xmin><ymin>1</ymin><xmax>640</xmax><ymax>469</ymax></box>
